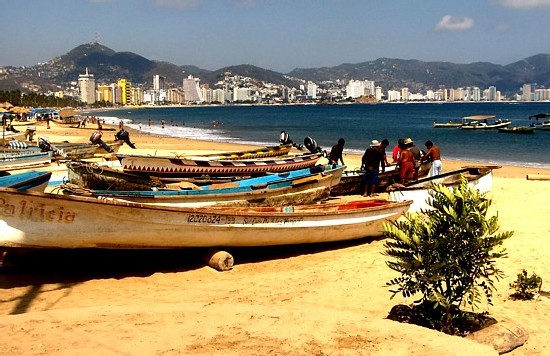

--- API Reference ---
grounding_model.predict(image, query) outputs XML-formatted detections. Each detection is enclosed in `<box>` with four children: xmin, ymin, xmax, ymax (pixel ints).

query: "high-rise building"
<box><xmin>522</xmin><ymin>84</ymin><xmax>532</xmax><ymax>101</ymax></box>
<box><xmin>307</xmin><ymin>82</ymin><xmax>317</xmax><ymax>99</ymax></box>
<box><xmin>182</xmin><ymin>75</ymin><xmax>203</xmax><ymax>103</ymax></box>
<box><xmin>78</xmin><ymin>68</ymin><xmax>96</xmax><ymax>104</ymax></box>
<box><xmin>153</xmin><ymin>75</ymin><xmax>165</xmax><ymax>91</ymax></box>
<box><xmin>117</xmin><ymin>79</ymin><xmax>132</xmax><ymax>105</ymax></box>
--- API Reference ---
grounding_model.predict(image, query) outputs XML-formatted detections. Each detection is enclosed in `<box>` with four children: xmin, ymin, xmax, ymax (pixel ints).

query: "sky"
<box><xmin>2</xmin><ymin>0</ymin><xmax>550</xmax><ymax>73</ymax></box>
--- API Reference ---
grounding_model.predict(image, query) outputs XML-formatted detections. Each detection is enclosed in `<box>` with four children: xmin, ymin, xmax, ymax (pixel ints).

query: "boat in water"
<box><xmin>460</xmin><ymin>115</ymin><xmax>511</xmax><ymax>130</ymax></box>
<box><xmin>497</xmin><ymin>126</ymin><xmax>535</xmax><ymax>134</ymax></box>
<box><xmin>432</xmin><ymin>119</ymin><xmax>463</xmax><ymax>128</ymax></box>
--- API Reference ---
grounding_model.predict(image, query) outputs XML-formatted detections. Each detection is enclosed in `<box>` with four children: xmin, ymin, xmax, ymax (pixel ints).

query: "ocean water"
<box><xmin>85</xmin><ymin>102</ymin><xmax>550</xmax><ymax>169</ymax></box>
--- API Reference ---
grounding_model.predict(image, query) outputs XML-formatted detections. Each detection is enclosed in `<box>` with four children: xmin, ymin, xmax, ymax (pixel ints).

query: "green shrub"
<box><xmin>510</xmin><ymin>270</ymin><xmax>542</xmax><ymax>300</ymax></box>
<box><xmin>383</xmin><ymin>175</ymin><xmax>513</xmax><ymax>334</ymax></box>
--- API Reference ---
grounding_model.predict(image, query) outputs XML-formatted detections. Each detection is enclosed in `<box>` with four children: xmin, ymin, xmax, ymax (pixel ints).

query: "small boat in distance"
<box><xmin>460</xmin><ymin>115</ymin><xmax>511</xmax><ymax>130</ymax></box>
<box><xmin>529</xmin><ymin>113</ymin><xmax>550</xmax><ymax>131</ymax></box>
<box><xmin>497</xmin><ymin>126</ymin><xmax>535</xmax><ymax>134</ymax></box>
<box><xmin>432</xmin><ymin>119</ymin><xmax>463</xmax><ymax>128</ymax></box>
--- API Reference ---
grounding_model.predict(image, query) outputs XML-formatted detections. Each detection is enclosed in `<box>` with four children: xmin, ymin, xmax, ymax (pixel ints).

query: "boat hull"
<box><xmin>0</xmin><ymin>188</ymin><xmax>411</xmax><ymax>248</ymax></box>
<box><xmin>0</xmin><ymin>151</ymin><xmax>52</xmax><ymax>172</ymax></box>
<box><xmin>388</xmin><ymin>166</ymin><xmax>495</xmax><ymax>212</ymax></box>
<box><xmin>116</xmin><ymin>153</ymin><xmax>323</xmax><ymax>177</ymax></box>
<box><xmin>330</xmin><ymin>162</ymin><xmax>432</xmax><ymax>196</ymax></box>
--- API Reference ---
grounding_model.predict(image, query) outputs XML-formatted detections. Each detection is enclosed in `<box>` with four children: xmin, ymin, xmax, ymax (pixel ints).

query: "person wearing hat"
<box><xmin>397</xmin><ymin>137</ymin><xmax>416</xmax><ymax>182</ymax></box>
<box><xmin>361</xmin><ymin>139</ymin><xmax>386</xmax><ymax>197</ymax></box>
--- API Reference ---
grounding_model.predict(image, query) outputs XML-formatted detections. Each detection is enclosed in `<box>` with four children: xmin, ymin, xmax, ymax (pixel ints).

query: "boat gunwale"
<box><xmin>0</xmin><ymin>186</ymin><xmax>412</xmax><ymax>217</ymax></box>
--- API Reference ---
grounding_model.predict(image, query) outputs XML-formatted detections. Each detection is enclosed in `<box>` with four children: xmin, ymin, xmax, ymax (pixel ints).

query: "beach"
<box><xmin>1</xmin><ymin>121</ymin><xmax>549</xmax><ymax>355</ymax></box>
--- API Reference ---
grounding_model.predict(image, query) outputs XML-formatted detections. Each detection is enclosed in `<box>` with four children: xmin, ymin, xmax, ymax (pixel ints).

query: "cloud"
<box><xmin>435</xmin><ymin>15</ymin><xmax>474</xmax><ymax>31</ymax></box>
<box><xmin>496</xmin><ymin>0</ymin><xmax>550</xmax><ymax>8</ymax></box>
<box><xmin>154</xmin><ymin>0</ymin><xmax>199</xmax><ymax>9</ymax></box>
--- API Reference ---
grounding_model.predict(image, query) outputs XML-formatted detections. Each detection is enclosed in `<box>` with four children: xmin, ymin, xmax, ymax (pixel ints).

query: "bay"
<box><xmin>87</xmin><ymin>102</ymin><xmax>550</xmax><ymax>169</ymax></box>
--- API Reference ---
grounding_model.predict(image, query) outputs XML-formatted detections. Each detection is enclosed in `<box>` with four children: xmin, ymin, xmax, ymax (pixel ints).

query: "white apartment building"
<box><xmin>386</xmin><ymin>90</ymin><xmax>401</xmax><ymax>102</ymax></box>
<box><xmin>307</xmin><ymin>82</ymin><xmax>317</xmax><ymax>99</ymax></box>
<box><xmin>346</xmin><ymin>80</ymin><xmax>376</xmax><ymax>98</ymax></box>
<box><xmin>182</xmin><ymin>75</ymin><xmax>203</xmax><ymax>103</ymax></box>
<box><xmin>233</xmin><ymin>87</ymin><xmax>255</xmax><ymax>102</ymax></box>
<box><xmin>78</xmin><ymin>68</ymin><xmax>96</xmax><ymax>104</ymax></box>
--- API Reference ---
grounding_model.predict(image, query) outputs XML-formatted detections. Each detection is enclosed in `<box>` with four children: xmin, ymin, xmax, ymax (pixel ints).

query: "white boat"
<box><xmin>0</xmin><ymin>150</ymin><xmax>52</xmax><ymax>172</ymax></box>
<box><xmin>0</xmin><ymin>188</ymin><xmax>412</xmax><ymax>249</ymax></box>
<box><xmin>460</xmin><ymin>115</ymin><xmax>511</xmax><ymax>130</ymax></box>
<box><xmin>388</xmin><ymin>166</ymin><xmax>498</xmax><ymax>212</ymax></box>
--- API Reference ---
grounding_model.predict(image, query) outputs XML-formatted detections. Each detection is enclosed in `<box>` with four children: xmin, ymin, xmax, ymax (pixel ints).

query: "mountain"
<box><xmin>288</xmin><ymin>55</ymin><xmax>550</xmax><ymax>93</ymax></box>
<box><xmin>1</xmin><ymin>42</ymin><xmax>550</xmax><ymax>95</ymax></box>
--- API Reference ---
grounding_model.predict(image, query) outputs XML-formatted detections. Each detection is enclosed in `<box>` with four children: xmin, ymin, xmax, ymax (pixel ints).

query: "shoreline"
<box><xmin>36</xmin><ymin>120</ymin><xmax>550</xmax><ymax>179</ymax></box>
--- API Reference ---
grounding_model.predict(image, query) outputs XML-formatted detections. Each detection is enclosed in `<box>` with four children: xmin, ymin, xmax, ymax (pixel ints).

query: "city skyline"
<box><xmin>2</xmin><ymin>0</ymin><xmax>550</xmax><ymax>73</ymax></box>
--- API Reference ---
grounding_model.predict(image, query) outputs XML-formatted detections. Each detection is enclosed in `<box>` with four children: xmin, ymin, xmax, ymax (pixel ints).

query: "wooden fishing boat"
<box><xmin>67</xmin><ymin>161</ymin><xmax>343</xmax><ymax>190</ymax></box>
<box><xmin>0</xmin><ymin>150</ymin><xmax>52</xmax><ymax>172</ymax></box>
<box><xmin>190</xmin><ymin>144</ymin><xmax>293</xmax><ymax>160</ymax></box>
<box><xmin>0</xmin><ymin>187</ymin><xmax>412</xmax><ymax>249</ymax></box>
<box><xmin>387</xmin><ymin>165</ymin><xmax>499</xmax><ymax>212</ymax></box>
<box><xmin>67</xmin><ymin>161</ymin><xmax>167</xmax><ymax>190</ymax></box>
<box><xmin>0</xmin><ymin>170</ymin><xmax>52</xmax><ymax>192</ymax></box>
<box><xmin>62</xmin><ymin>165</ymin><xmax>345</xmax><ymax>207</ymax></box>
<box><xmin>116</xmin><ymin>152</ymin><xmax>324</xmax><ymax>178</ymax></box>
<box><xmin>497</xmin><ymin>126</ymin><xmax>535</xmax><ymax>134</ymax></box>
<box><xmin>460</xmin><ymin>115</ymin><xmax>511</xmax><ymax>130</ymax></box>
<box><xmin>330</xmin><ymin>161</ymin><xmax>432</xmax><ymax>196</ymax></box>
<box><xmin>38</xmin><ymin>137</ymin><xmax>123</xmax><ymax>159</ymax></box>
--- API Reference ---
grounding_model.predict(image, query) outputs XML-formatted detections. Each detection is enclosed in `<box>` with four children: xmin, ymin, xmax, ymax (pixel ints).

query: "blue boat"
<box><xmin>62</xmin><ymin>164</ymin><xmax>345</xmax><ymax>207</ymax></box>
<box><xmin>0</xmin><ymin>170</ymin><xmax>52</xmax><ymax>192</ymax></box>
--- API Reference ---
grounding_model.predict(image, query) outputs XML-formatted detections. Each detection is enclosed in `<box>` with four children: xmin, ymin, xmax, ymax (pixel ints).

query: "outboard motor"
<box><xmin>115</xmin><ymin>128</ymin><xmax>136</xmax><ymax>149</ymax></box>
<box><xmin>90</xmin><ymin>131</ymin><xmax>114</xmax><ymax>153</ymax></box>
<box><xmin>304</xmin><ymin>136</ymin><xmax>323</xmax><ymax>154</ymax></box>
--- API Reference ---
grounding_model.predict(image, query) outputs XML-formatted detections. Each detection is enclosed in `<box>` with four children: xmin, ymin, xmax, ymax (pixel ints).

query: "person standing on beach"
<box><xmin>422</xmin><ymin>140</ymin><xmax>442</xmax><ymax>176</ymax></box>
<box><xmin>361</xmin><ymin>139</ymin><xmax>385</xmax><ymax>197</ymax></box>
<box><xmin>375</xmin><ymin>138</ymin><xmax>391</xmax><ymax>166</ymax></box>
<box><xmin>161</xmin><ymin>119</ymin><xmax>165</xmax><ymax>129</ymax></box>
<box><xmin>397</xmin><ymin>138</ymin><xmax>416</xmax><ymax>182</ymax></box>
<box><xmin>148</xmin><ymin>119</ymin><xmax>151</xmax><ymax>127</ymax></box>
<box><xmin>409</xmin><ymin>141</ymin><xmax>424</xmax><ymax>179</ymax></box>
<box><xmin>328</xmin><ymin>138</ymin><xmax>345</xmax><ymax>166</ymax></box>
<box><xmin>392</xmin><ymin>138</ymin><xmax>404</xmax><ymax>164</ymax></box>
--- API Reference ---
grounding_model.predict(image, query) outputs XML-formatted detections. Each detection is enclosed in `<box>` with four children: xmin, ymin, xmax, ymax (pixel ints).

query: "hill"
<box><xmin>1</xmin><ymin>42</ymin><xmax>550</xmax><ymax>95</ymax></box>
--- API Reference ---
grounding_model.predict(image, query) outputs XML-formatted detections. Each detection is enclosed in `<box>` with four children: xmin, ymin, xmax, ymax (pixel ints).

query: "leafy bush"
<box><xmin>510</xmin><ymin>270</ymin><xmax>542</xmax><ymax>300</ymax></box>
<box><xmin>383</xmin><ymin>175</ymin><xmax>513</xmax><ymax>334</ymax></box>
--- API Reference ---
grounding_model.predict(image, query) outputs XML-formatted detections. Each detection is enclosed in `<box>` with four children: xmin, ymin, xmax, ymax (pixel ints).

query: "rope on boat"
<box><xmin>60</xmin><ymin>182</ymin><xmax>94</xmax><ymax>196</ymax></box>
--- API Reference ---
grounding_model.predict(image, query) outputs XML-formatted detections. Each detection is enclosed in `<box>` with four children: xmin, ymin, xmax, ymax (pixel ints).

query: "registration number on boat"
<box><xmin>187</xmin><ymin>214</ymin><xmax>235</xmax><ymax>224</ymax></box>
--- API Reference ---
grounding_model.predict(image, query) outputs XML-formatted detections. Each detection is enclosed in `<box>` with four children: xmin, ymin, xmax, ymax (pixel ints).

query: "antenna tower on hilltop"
<box><xmin>94</xmin><ymin>32</ymin><xmax>101</xmax><ymax>44</ymax></box>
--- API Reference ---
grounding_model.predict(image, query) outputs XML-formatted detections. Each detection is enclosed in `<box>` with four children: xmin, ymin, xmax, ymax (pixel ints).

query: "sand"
<box><xmin>1</xmin><ymin>120</ymin><xmax>549</xmax><ymax>355</ymax></box>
